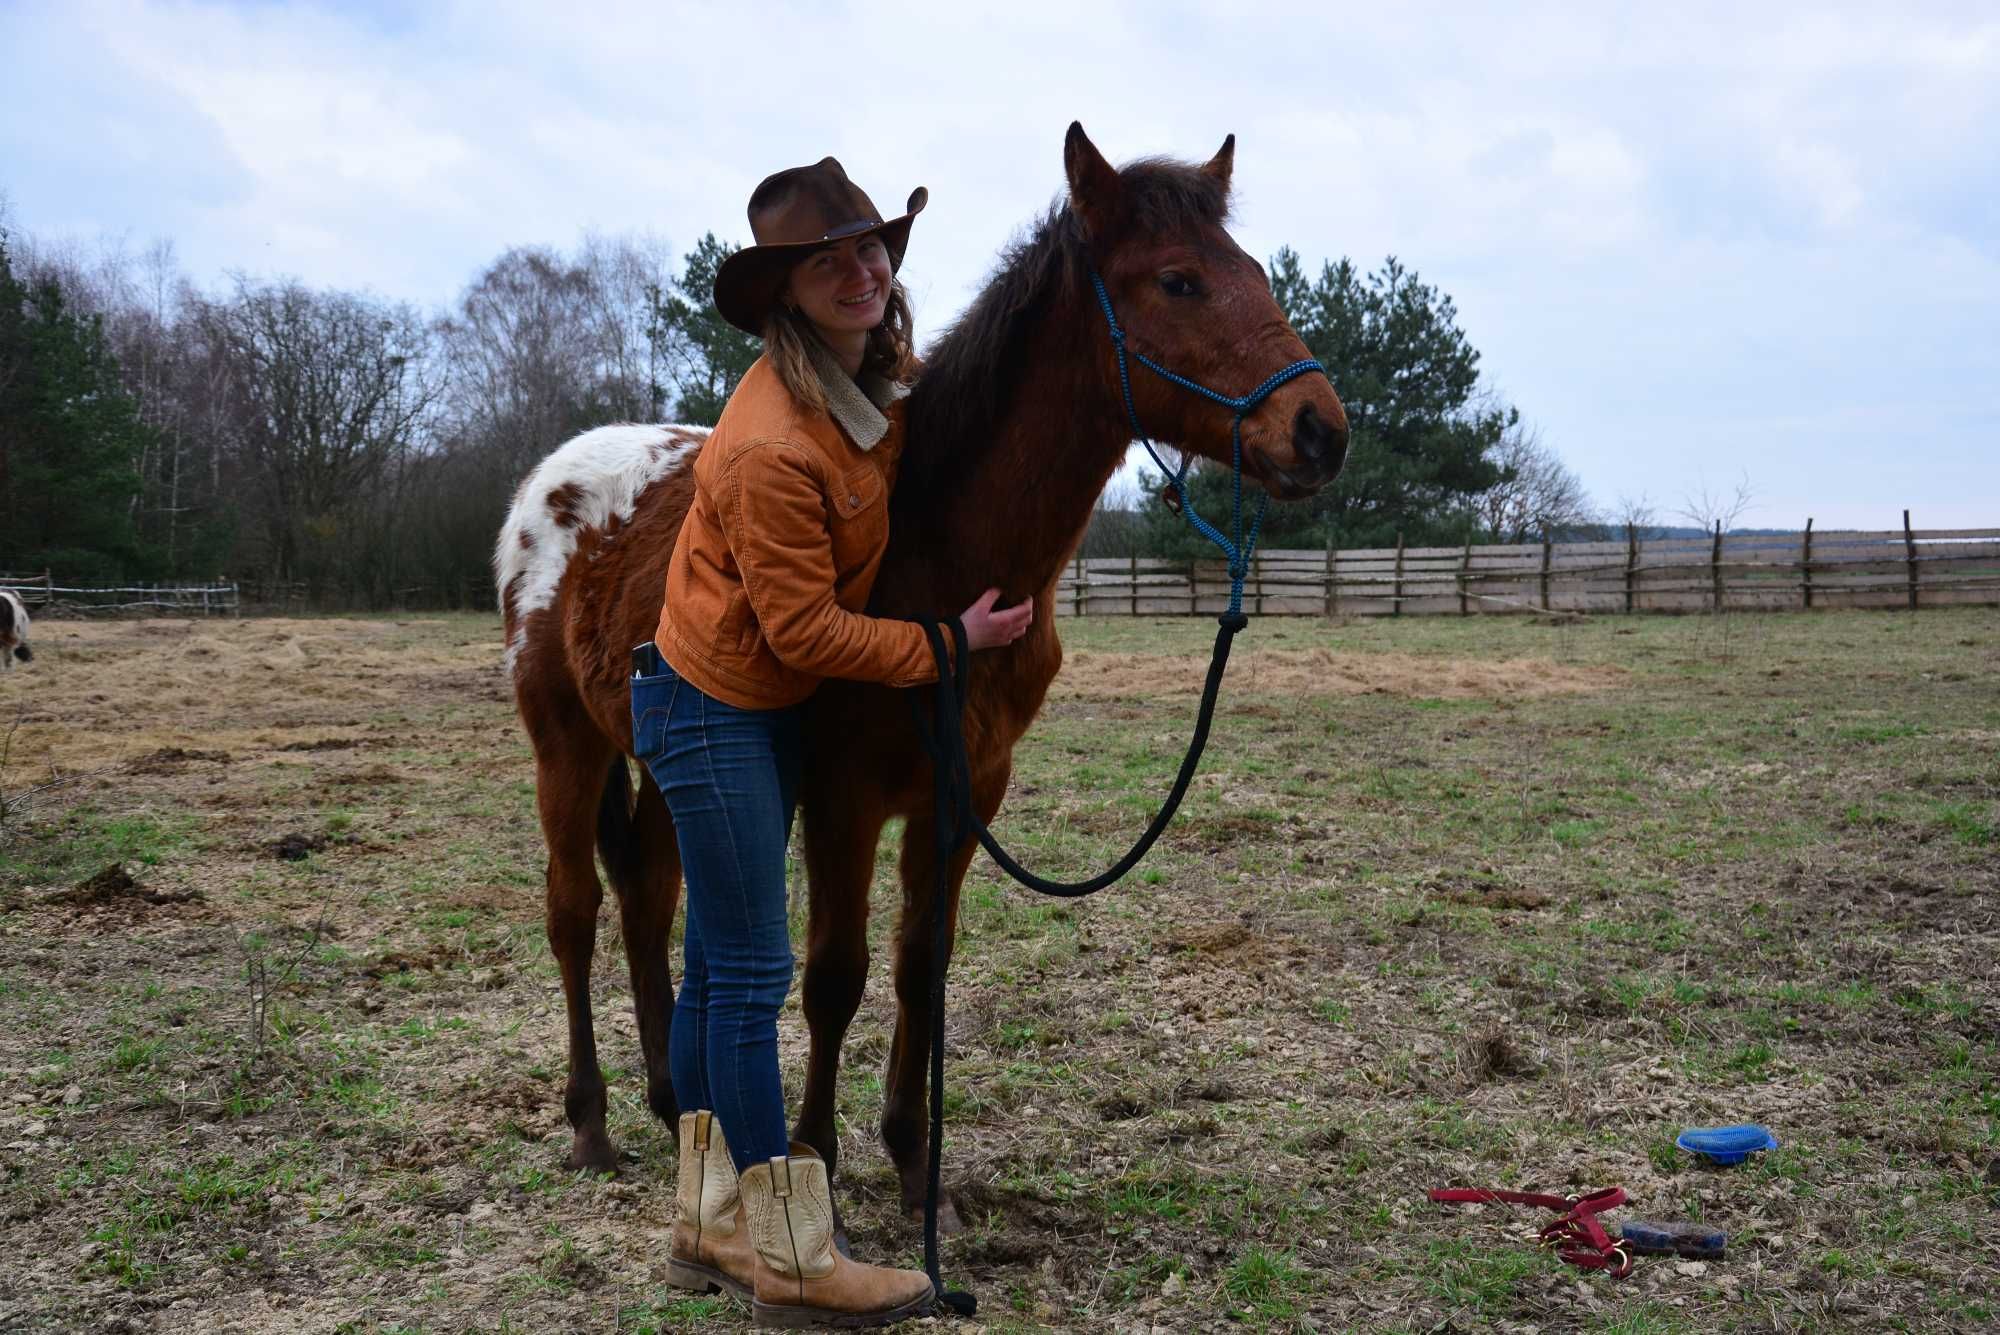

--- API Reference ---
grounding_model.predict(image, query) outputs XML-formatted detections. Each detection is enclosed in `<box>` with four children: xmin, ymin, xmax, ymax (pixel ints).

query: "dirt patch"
<box><xmin>1055</xmin><ymin>647</ymin><xmax>1629</xmax><ymax>700</ymax></box>
<box><xmin>39</xmin><ymin>862</ymin><xmax>201</xmax><ymax>911</ymax></box>
<box><xmin>275</xmin><ymin>737</ymin><xmax>368</xmax><ymax>753</ymax></box>
<box><xmin>127</xmin><ymin>747</ymin><xmax>232</xmax><ymax>774</ymax></box>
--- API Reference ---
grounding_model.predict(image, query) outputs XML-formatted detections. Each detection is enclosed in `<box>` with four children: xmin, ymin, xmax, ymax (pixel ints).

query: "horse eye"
<box><xmin>1159</xmin><ymin>272</ymin><xmax>1200</xmax><ymax>298</ymax></box>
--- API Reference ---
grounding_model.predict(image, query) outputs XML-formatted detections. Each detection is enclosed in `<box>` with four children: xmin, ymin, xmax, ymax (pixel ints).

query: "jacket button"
<box><xmin>849</xmin><ymin>494</ymin><xmax>860</xmax><ymax>506</ymax></box>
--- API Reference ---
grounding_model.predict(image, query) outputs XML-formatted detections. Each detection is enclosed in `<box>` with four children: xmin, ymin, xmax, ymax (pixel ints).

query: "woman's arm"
<box><xmin>719</xmin><ymin>441</ymin><xmax>1027</xmax><ymax>684</ymax></box>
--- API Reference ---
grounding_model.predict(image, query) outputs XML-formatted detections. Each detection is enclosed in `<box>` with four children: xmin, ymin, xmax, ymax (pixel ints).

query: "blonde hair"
<box><xmin>762</xmin><ymin>277</ymin><xmax>918</xmax><ymax>413</ymax></box>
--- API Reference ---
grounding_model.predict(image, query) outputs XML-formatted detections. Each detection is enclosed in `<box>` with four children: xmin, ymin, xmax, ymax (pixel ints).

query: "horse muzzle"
<box><xmin>1252</xmin><ymin>401</ymin><xmax>1348</xmax><ymax>499</ymax></box>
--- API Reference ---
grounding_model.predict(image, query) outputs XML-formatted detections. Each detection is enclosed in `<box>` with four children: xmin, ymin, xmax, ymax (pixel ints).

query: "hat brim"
<box><xmin>713</xmin><ymin>187</ymin><xmax>927</xmax><ymax>336</ymax></box>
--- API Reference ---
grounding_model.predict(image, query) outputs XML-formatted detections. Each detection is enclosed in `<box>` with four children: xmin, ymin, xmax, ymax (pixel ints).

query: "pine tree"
<box><xmin>0</xmin><ymin>234</ymin><xmax>152</xmax><ymax>581</ymax></box>
<box><xmin>650</xmin><ymin>233</ymin><xmax>761</xmax><ymax>426</ymax></box>
<box><xmin>1143</xmin><ymin>251</ymin><xmax>1512</xmax><ymax>555</ymax></box>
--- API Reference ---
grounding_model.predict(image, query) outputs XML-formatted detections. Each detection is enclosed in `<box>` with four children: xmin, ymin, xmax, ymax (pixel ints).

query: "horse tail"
<box><xmin>595</xmin><ymin>755</ymin><xmax>646</xmax><ymax>900</ymax></box>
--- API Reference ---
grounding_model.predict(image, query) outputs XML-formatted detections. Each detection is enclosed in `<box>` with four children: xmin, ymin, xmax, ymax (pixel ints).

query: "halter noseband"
<box><xmin>1089</xmin><ymin>267</ymin><xmax>1328</xmax><ymax>619</ymax></box>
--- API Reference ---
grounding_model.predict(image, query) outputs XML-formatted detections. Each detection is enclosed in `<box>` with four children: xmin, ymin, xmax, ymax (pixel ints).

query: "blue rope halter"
<box><xmin>1089</xmin><ymin>267</ymin><xmax>1328</xmax><ymax>617</ymax></box>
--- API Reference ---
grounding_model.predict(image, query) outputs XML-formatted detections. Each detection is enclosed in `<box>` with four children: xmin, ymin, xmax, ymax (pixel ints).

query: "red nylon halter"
<box><xmin>1428</xmin><ymin>1186</ymin><xmax>1635</xmax><ymax>1277</ymax></box>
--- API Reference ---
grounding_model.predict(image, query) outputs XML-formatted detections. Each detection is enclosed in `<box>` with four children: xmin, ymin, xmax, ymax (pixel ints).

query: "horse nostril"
<box><xmin>1294</xmin><ymin>404</ymin><xmax>1348</xmax><ymax>473</ymax></box>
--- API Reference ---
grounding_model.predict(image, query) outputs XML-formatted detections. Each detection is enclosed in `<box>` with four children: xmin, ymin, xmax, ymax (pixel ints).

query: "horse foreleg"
<box><xmin>616</xmin><ymin>763</ymin><xmax>684</xmax><ymax>1130</ymax></box>
<box><xmin>793</xmin><ymin>794</ymin><xmax>888</xmax><ymax>1178</ymax></box>
<box><xmin>882</xmin><ymin>768</ymin><xmax>1006</xmax><ymax>1229</ymax></box>
<box><xmin>540</xmin><ymin>747</ymin><xmax>619</xmax><ymax>1174</ymax></box>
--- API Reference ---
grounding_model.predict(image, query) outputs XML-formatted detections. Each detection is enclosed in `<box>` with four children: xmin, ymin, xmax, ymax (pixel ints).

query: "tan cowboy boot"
<box><xmin>737</xmin><ymin>1145</ymin><xmax>936</xmax><ymax>1328</ymax></box>
<box><xmin>664</xmin><ymin>1111</ymin><xmax>756</xmax><ymax>1300</ymax></box>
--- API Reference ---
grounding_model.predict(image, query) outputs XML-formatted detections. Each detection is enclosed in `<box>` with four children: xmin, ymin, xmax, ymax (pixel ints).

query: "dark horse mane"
<box><xmin>893</xmin><ymin>158</ymin><xmax>1233</xmax><ymax>531</ymax></box>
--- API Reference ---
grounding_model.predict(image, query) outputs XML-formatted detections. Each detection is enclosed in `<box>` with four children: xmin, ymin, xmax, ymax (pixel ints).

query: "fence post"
<box><xmin>1624</xmin><ymin>524</ymin><xmax>1638</xmax><ymax>614</ymax></box>
<box><xmin>1392</xmin><ymin>533</ymin><xmax>1405</xmax><ymax>617</ymax></box>
<box><xmin>1801</xmin><ymin>518</ymin><xmax>1814</xmax><ymax>610</ymax></box>
<box><xmin>1129</xmin><ymin>553</ymin><xmax>1139</xmax><ymax>617</ymax></box>
<box><xmin>1071</xmin><ymin>555</ymin><xmax>1083</xmax><ymax>618</ymax></box>
<box><xmin>1187</xmin><ymin>558</ymin><xmax>1197</xmax><ymax>616</ymax></box>
<box><xmin>1711</xmin><ymin>520</ymin><xmax>1724</xmax><ymax>612</ymax></box>
<box><xmin>1904</xmin><ymin>509</ymin><xmax>1919</xmax><ymax>610</ymax></box>
<box><xmin>1457</xmin><ymin>536</ymin><xmax>1473</xmax><ymax>616</ymax></box>
<box><xmin>1323</xmin><ymin>529</ymin><xmax>1335</xmax><ymax>617</ymax></box>
<box><xmin>1540</xmin><ymin>531</ymin><xmax>1553</xmax><ymax>612</ymax></box>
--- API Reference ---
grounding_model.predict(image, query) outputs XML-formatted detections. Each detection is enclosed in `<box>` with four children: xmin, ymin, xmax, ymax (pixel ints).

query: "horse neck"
<box><xmin>916</xmin><ymin>319</ymin><xmax>1131</xmax><ymax>598</ymax></box>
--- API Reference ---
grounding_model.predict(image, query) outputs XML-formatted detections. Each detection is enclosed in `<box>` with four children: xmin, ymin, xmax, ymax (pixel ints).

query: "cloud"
<box><xmin>2</xmin><ymin>0</ymin><xmax>1994</xmax><ymax>526</ymax></box>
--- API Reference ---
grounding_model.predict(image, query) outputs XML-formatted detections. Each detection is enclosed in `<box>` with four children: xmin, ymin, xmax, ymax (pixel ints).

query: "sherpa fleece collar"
<box><xmin>805</xmin><ymin>336</ymin><xmax>908</xmax><ymax>452</ymax></box>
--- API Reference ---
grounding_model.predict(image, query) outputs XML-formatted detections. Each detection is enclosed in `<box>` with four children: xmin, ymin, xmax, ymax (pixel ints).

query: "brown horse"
<box><xmin>496</xmin><ymin>123</ymin><xmax>1347</xmax><ymax>1220</ymax></box>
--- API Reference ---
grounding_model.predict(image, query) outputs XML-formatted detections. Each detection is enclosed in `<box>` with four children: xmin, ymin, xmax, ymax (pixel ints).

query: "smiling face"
<box><xmin>785</xmin><ymin>234</ymin><xmax>894</xmax><ymax>343</ymax></box>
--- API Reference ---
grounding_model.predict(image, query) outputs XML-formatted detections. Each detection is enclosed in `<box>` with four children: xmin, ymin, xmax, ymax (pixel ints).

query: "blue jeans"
<box><xmin>630</xmin><ymin>642</ymin><xmax>801</xmax><ymax>1175</ymax></box>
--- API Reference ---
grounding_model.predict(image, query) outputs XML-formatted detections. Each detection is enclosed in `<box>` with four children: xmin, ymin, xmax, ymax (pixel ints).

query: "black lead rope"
<box><xmin>904</xmin><ymin>609</ymin><xmax>1249</xmax><ymax>1316</ymax></box>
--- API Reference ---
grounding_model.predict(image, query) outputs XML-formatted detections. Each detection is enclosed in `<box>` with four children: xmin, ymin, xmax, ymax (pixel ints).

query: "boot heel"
<box><xmin>664</xmin><ymin>1257</ymin><xmax>721</xmax><ymax>1293</ymax></box>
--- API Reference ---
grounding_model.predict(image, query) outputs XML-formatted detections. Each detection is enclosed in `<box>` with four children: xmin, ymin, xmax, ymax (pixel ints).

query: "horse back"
<box><xmin>497</xmin><ymin>424</ymin><xmax>707</xmax><ymax>748</ymax></box>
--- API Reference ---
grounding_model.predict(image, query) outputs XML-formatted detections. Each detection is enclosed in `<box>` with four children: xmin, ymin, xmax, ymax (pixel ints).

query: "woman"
<box><xmin>633</xmin><ymin>158</ymin><xmax>1030</xmax><ymax>1328</ymax></box>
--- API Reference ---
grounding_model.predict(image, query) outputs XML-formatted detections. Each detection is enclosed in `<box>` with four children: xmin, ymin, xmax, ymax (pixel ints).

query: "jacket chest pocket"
<box><xmin>827</xmin><ymin>464</ymin><xmax>887</xmax><ymax>570</ymax></box>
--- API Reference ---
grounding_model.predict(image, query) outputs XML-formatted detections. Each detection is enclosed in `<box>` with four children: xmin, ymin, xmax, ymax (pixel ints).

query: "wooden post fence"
<box><xmin>1904</xmin><ymin>509</ymin><xmax>1919</xmax><ymax>609</ymax></box>
<box><xmin>1624</xmin><ymin>524</ymin><xmax>1638</xmax><ymax>614</ymax></box>
<box><xmin>1539</xmin><ymin>532</ymin><xmax>1553</xmax><ymax>611</ymax></box>
<box><xmin>1801</xmin><ymin>518</ymin><xmax>1814</xmax><ymax>610</ymax></box>
<box><xmin>1710</xmin><ymin>520</ymin><xmax>1724</xmax><ymax>612</ymax></box>
<box><xmin>1323</xmin><ymin>529</ymin><xmax>1336</xmax><ymax>616</ymax></box>
<box><xmin>1457</xmin><ymin>536</ymin><xmax>1473</xmax><ymax>615</ymax></box>
<box><xmin>1392</xmin><ymin>533</ymin><xmax>1406</xmax><ymax>617</ymax></box>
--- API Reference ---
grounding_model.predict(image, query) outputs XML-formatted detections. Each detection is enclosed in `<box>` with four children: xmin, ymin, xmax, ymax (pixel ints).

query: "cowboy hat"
<box><xmin>712</xmin><ymin>157</ymin><xmax>928</xmax><ymax>336</ymax></box>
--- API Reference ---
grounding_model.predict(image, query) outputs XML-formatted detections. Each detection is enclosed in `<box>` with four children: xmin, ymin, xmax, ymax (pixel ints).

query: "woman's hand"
<box><xmin>959</xmin><ymin>588</ymin><xmax>1033</xmax><ymax>652</ymax></box>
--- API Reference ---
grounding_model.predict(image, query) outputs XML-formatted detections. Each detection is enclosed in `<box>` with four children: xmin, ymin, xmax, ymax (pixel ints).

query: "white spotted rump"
<box><xmin>495</xmin><ymin>424</ymin><xmax>707</xmax><ymax>674</ymax></box>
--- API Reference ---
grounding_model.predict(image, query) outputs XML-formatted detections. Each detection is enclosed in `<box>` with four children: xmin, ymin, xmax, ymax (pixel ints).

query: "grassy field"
<box><xmin>0</xmin><ymin>608</ymin><xmax>1994</xmax><ymax>1332</ymax></box>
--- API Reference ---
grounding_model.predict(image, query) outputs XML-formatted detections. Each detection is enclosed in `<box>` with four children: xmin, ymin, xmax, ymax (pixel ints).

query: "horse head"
<box><xmin>1065</xmin><ymin>122</ymin><xmax>1348</xmax><ymax>501</ymax></box>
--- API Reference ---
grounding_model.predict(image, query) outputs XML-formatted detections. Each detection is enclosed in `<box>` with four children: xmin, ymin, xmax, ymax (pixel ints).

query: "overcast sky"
<box><xmin>4</xmin><ymin>1</ymin><xmax>1994</xmax><ymax>530</ymax></box>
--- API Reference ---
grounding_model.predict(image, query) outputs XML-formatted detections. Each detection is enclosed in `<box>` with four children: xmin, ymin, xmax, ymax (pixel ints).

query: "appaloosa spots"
<box><xmin>492</xmin><ymin>423</ymin><xmax>706</xmax><ymax>673</ymax></box>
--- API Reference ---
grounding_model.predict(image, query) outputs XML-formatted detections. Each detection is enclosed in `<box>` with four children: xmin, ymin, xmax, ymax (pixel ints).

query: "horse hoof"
<box><xmin>566</xmin><ymin>1133</ymin><xmax>619</xmax><ymax>1175</ymax></box>
<box><xmin>906</xmin><ymin>1195</ymin><xmax>965</xmax><ymax>1235</ymax></box>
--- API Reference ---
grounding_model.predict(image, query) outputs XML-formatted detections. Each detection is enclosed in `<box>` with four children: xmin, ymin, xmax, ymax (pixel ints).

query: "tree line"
<box><xmin>0</xmin><ymin>212</ymin><xmax>1598</xmax><ymax>605</ymax></box>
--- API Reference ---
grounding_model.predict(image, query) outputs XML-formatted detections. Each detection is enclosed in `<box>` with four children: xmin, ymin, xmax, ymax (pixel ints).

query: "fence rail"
<box><xmin>0</xmin><ymin>573</ymin><xmax>241</xmax><ymax>616</ymax></box>
<box><xmin>1057</xmin><ymin>516</ymin><xmax>2000</xmax><ymax>616</ymax></box>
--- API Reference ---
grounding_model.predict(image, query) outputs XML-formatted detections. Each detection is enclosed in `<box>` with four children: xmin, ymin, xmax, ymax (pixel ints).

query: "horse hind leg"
<box><xmin>538</xmin><ymin>739</ymin><xmax>621</xmax><ymax>1174</ymax></box>
<box><xmin>608</xmin><ymin>759</ymin><xmax>684</xmax><ymax>1130</ymax></box>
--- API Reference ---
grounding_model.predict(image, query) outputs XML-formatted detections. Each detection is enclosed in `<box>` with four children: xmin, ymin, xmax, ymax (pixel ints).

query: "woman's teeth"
<box><xmin>836</xmin><ymin>288</ymin><xmax>879</xmax><ymax>307</ymax></box>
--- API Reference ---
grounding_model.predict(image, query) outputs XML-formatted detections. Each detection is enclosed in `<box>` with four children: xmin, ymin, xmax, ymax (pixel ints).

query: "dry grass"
<box><xmin>0</xmin><ymin>609</ymin><xmax>1995</xmax><ymax>1332</ymax></box>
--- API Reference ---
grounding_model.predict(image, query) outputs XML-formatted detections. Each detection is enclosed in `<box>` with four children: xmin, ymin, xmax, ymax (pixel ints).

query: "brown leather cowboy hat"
<box><xmin>712</xmin><ymin>157</ymin><xmax>927</xmax><ymax>336</ymax></box>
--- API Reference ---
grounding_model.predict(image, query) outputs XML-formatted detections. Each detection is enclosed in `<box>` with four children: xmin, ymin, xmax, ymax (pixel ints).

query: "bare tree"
<box><xmin>1471</xmin><ymin>422</ymin><xmax>1596</xmax><ymax>542</ymax></box>
<box><xmin>1674</xmin><ymin>471</ymin><xmax>1756</xmax><ymax>534</ymax></box>
<box><xmin>198</xmin><ymin>278</ymin><xmax>440</xmax><ymax>593</ymax></box>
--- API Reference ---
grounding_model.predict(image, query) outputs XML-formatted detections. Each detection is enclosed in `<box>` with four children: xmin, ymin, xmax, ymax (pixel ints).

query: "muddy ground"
<box><xmin>0</xmin><ymin>610</ymin><xmax>1995</xmax><ymax>1332</ymax></box>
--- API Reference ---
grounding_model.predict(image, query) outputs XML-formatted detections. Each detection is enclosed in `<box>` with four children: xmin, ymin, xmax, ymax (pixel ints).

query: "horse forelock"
<box><xmin>496</xmin><ymin>424</ymin><xmax>705</xmax><ymax>675</ymax></box>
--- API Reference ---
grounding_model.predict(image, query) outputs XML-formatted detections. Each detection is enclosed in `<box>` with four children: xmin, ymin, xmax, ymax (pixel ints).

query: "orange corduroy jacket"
<box><xmin>654</xmin><ymin>353</ymin><xmax>941</xmax><ymax>710</ymax></box>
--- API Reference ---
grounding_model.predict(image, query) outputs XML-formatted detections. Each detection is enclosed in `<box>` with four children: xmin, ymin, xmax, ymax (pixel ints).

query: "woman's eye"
<box><xmin>1160</xmin><ymin>273</ymin><xmax>1199</xmax><ymax>298</ymax></box>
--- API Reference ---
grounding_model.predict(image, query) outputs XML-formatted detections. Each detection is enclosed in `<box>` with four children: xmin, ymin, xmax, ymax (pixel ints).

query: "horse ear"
<box><xmin>1202</xmin><ymin>134</ymin><xmax>1236</xmax><ymax>195</ymax></box>
<box><xmin>1064</xmin><ymin>121</ymin><xmax>1124</xmax><ymax>242</ymax></box>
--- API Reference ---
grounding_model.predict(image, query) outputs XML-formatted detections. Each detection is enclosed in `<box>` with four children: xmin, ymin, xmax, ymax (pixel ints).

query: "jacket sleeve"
<box><xmin>719</xmin><ymin>439</ymin><xmax>945</xmax><ymax>687</ymax></box>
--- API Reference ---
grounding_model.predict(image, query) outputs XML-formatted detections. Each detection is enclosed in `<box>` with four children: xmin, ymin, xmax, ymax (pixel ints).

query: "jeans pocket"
<box><xmin>630</xmin><ymin>673</ymin><xmax>681</xmax><ymax>759</ymax></box>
